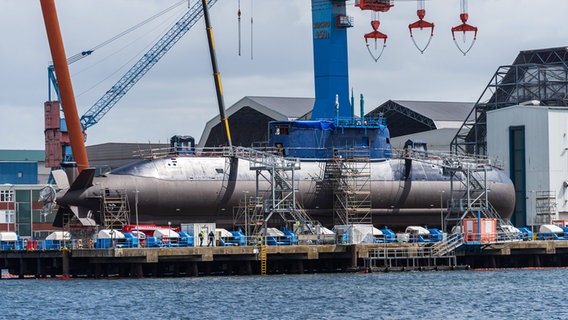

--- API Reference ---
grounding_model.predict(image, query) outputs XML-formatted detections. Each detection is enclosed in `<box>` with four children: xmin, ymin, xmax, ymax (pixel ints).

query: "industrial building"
<box><xmin>452</xmin><ymin>46</ymin><xmax>568</xmax><ymax>228</ymax></box>
<box><xmin>198</xmin><ymin>96</ymin><xmax>313</xmax><ymax>148</ymax></box>
<box><xmin>366</xmin><ymin>100</ymin><xmax>474</xmax><ymax>153</ymax></box>
<box><xmin>199</xmin><ymin>97</ymin><xmax>469</xmax><ymax>153</ymax></box>
<box><xmin>487</xmin><ymin>104</ymin><xmax>568</xmax><ymax>226</ymax></box>
<box><xmin>87</xmin><ymin>142</ymin><xmax>168</xmax><ymax>170</ymax></box>
<box><xmin>0</xmin><ymin>150</ymin><xmax>54</xmax><ymax>236</ymax></box>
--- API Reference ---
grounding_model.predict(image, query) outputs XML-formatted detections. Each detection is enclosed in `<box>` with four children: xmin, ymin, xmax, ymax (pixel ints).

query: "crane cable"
<box><xmin>238</xmin><ymin>0</ymin><xmax>242</xmax><ymax>56</ymax></box>
<box><xmin>237</xmin><ymin>0</ymin><xmax>254</xmax><ymax>60</ymax></box>
<box><xmin>66</xmin><ymin>0</ymin><xmax>187</xmax><ymax>64</ymax></box>
<box><xmin>75</xmin><ymin>8</ymin><xmax>184</xmax><ymax>98</ymax></box>
<box><xmin>250</xmin><ymin>0</ymin><xmax>254</xmax><ymax>60</ymax></box>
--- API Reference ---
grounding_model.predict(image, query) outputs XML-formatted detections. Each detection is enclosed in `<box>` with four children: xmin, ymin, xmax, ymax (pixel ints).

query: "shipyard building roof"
<box><xmin>366</xmin><ymin>100</ymin><xmax>474</xmax><ymax>137</ymax></box>
<box><xmin>198</xmin><ymin>96</ymin><xmax>314</xmax><ymax>148</ymax></box>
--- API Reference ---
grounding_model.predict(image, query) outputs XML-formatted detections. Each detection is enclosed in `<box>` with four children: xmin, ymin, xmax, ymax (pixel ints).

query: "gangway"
<box><xmin>365</xmin><ymin>242</ymin><xmax>459</xmax><ymax>271</ymax></box>
<box><xmin>430</xmin><ymin>233</ymin><xmax>464</xmax><ymax>257</ymax></box>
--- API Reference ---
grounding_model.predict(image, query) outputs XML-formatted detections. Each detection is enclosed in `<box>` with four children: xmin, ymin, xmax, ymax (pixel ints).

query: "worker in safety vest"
<box><xmin>198</xmin><ymin>231</ymin><xmax>205</xmax><ymax>247</ymax></box>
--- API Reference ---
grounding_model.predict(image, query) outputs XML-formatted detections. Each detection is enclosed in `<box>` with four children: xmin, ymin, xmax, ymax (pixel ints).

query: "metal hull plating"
<box><xmin>58</xmin><ymin>156</ymin><xmax>515</xmax><ymax>228</ymax></box>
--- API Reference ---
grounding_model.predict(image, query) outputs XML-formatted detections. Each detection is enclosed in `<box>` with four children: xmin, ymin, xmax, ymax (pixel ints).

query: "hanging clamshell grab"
<box><xmin>451</xmin><ymin>0</ymin><xmax>478</xmax><ymax>56</ymax></box>
<box><xmin>355</xmin><ymin>0</ymin><xmax>394</xmax><ymax>62</ymax></box>
<box><xmin>408</xmin><ymin>0</ymin><xmax>434</xmax><ymax>54</ymax></box>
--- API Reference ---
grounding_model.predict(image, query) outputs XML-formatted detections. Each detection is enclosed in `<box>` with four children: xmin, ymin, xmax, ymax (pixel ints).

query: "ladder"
<box><xmin>260</xmin><ymin>243</ymin><xmax>267</xmax><ymax>275</ymax></box>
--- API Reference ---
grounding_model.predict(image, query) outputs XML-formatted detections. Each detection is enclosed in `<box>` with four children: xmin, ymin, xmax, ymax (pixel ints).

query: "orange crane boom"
<box><xmin>40</xmin><ymin>0</ymin><xmax>89</xmax><ymax>172</ymax></box>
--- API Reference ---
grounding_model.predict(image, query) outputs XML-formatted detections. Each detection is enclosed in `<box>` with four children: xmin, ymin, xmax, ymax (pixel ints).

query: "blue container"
<box><xmin>517</xmin><ymin>227</ymin><xmax>533</xmax><ymax>241</ymax></box>
<box><xmin>178</xmin><ymin>231</ymin><xmax>194</xmax><ymax>247</ymax></box>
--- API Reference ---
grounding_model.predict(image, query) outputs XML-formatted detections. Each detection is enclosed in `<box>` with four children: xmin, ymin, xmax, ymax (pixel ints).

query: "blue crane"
<box><xmin>46</xmin><ymin>0</ymin><xmax>217</xmax><ymax>166</ymax></box>
<box><xmin>80</xmin><ymin>0</ymin><xmax>217</xmax><ymax>130</ymax></box>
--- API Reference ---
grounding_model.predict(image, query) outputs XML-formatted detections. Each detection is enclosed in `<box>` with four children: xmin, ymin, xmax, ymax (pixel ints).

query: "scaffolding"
<box><xmin>534</xmin><ymin>190</ymin><xmax>557</xmax><ymax>225</ymax></box>
<box><xmin>396</xmin><ymin>147</ymin><xmax>516</xmax><ymax>239</ymax></box>
<box><xmin>101</xmin><ymin>189</ymin><xmax>130</xmax><ymax>230</ymax></box>
<box><xmin>327</xmin><ymin>148</ymin><xmax>372</xmax><ymax>225</ymax></box>
<box><xmin>229</xmin><ymin>146</ymin><xmax>320</xmax><ymax>240</ymax></box>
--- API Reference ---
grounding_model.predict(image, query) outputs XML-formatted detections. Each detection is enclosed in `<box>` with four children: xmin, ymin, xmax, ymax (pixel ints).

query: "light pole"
<box><xmin>243</xmin><ymin>190</ymin><xmax>249</xmax><ymax>244</ymax></box>
<box><xmin>135</xmin><ymin>190</ymin><xmax>139</xmax><ymax>247</ymax></box>
<box><xmin>440</xmin><ymin>190</ymin><xmax>445</xmax><ymax>232</ymax></box>
<box><xmin>168</xmin><ymin>221</ymin><xmax>171</xmax><ymax>247</ymax></box>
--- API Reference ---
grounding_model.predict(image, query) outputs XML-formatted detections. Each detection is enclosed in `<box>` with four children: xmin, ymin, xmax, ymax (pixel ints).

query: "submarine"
<box><xmin>51</xmin><ymin>117</ymin><xmax>515</xmax><ymax>229</ymax></box>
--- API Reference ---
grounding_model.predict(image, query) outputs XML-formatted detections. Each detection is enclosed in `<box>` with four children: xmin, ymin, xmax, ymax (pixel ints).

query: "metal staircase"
<box><xmin>328</xmin><ymin>148</ymin><xmax>372</xmax><ymax>225</ymax></box>
<box><xmin>227</xmin><ymin>146</ymin><xmax>320</xmax><ymax>237</ymax></box>
<box><xmin>430</xmin><ymin>233</ymin><xmax>464</xmax><ymax>256</ymax></box>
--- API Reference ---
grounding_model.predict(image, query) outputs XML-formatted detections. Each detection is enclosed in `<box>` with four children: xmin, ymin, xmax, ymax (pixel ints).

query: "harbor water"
<box><xmin>2</xmin><ymin>268</ymin><xmax>567</xmax><ymax>319</ymax></box>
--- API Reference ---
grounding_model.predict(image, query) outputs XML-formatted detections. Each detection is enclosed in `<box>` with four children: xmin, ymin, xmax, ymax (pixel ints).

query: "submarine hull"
<box><xmin>57</xmin><ymin>155</ymin><xmax>515</xmax><ymax>229</ymax></box>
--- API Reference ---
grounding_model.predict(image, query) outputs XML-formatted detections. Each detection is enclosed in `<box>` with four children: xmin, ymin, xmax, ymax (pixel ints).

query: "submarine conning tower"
<box><xmin>268</xmin><ymin>0</ymin><xmax>393</xmax><ymax>160</ymax></box>
<box><xmin>268</xmin><ymin>118</ymin><xmax>393</xmax><ymax>160</ymax></box>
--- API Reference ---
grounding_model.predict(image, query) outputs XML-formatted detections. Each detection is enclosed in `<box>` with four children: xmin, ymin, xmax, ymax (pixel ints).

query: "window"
<box><xmin>275</xmin><ymin>126</ymin><xmax>289</xmax><ymax>135</ymax></box>
<box><xmin>0</xmin><ymin>190</ymin><xmax>14</xmax><ymax>202</ymax></box>
<box><xmin>3</xmin><ymin>210</ymin><xmax>15</xmax><ymax>223</ymax></box>
<box><xmin>17</xmin><ymin>171</ymin><xmax>23</xmax><ymax>178</ymax></box>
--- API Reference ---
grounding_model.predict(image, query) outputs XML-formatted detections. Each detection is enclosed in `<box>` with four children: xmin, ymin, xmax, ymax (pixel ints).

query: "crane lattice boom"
<box><xmin>80</xmin><ymin>0</ymin><xmax>217</xmax><ymax>130</ymax></box>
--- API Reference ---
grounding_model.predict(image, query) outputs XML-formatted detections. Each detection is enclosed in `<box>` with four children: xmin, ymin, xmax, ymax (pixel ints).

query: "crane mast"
<box><xmin>41</xmin><ymin>0</ymin><xmax>90</xmax><ymax>172</ymax></box>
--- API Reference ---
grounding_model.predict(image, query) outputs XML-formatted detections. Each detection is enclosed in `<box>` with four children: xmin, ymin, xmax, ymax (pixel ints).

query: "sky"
<box><xmin>1</xmin><ymin>0</ymin><xmax>567</xmax><ymax>150</ymax></box>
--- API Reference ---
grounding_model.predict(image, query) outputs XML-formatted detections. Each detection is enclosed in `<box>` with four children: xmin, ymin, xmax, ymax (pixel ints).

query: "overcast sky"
<box><xmin>1</xmin><ymin>0</ymin><xmax>567</xmax><ymax>150</ymax></box>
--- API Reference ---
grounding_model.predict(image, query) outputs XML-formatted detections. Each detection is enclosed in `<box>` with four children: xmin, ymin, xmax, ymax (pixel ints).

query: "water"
<box><xmin>1</xmin><ymin>269</ymin><xmax>567</xmax><ymax>319</ymax></box>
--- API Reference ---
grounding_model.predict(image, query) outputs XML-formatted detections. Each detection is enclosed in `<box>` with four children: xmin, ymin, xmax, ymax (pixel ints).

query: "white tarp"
<box><xmin>539</xmin><ymin>224</ymin><xmax>564</xmax><ymax>234</ymax></box>
<box><xmin>46</xmin><ymin>231</ymin><xmax>71</xmax><ymax>241</ymax></box>
<box><xmin>319</xmin><ymin>226</ymin><xmax>334</xmax><ymax>235</ymax></box>
<box><xmin>97</xmin><ymin>229</ymin><xmax>125</xmax><ymax>239</ymax></box>
<box><xmin>334</xmin><ymin>224</ymin><xmax>374</xmax><ymax>244</ymax></box>
<box><xmin>262</xmin><ymin>228</ymin><xmax>285</xmax><ymax>237</ymax></box>
<box><xmin>372</xmin><ymin>227</ymin><xmax>383</xmax><ymax>236</ymax></box>
<box><xmin>405</xmin><ymin>226</ymin><xmax>430</xmax><ymax>235</ymax></box>
<box><xmin>153</xmin><ymin>229</ymin><xmax>180</xmax><ymax>239</ymax></box>
<box><xmin>0</xmin><ymin>232</ymin><xmax>18</xmax><ymax>241</ymax></box>
<box><xmin>215</xmin><ymin>228</ymin><xmax>233</xmax><ymax>238</ymax></box>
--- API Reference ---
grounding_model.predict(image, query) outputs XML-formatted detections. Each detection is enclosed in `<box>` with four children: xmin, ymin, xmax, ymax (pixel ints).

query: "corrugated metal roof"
<box><xmin>247</xmin><ymin>96</ymin><xmax>314</xmax><ymax>119</ymax></box>
<box><xmin>390</xmin><ymin>100</ymin><xmax>473</xmax><ymax>122</ymax></box>
<box><xmin>0</xmin><ymin>150</ymin><xmax>44</xmax><ymax>161</ymax></box>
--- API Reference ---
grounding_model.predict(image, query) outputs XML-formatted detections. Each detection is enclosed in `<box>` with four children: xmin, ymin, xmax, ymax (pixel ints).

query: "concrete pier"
<box><xmin>2</xmin><ymin>240</ymin><xmax>568</xmax><ymax>278</ymax></box>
